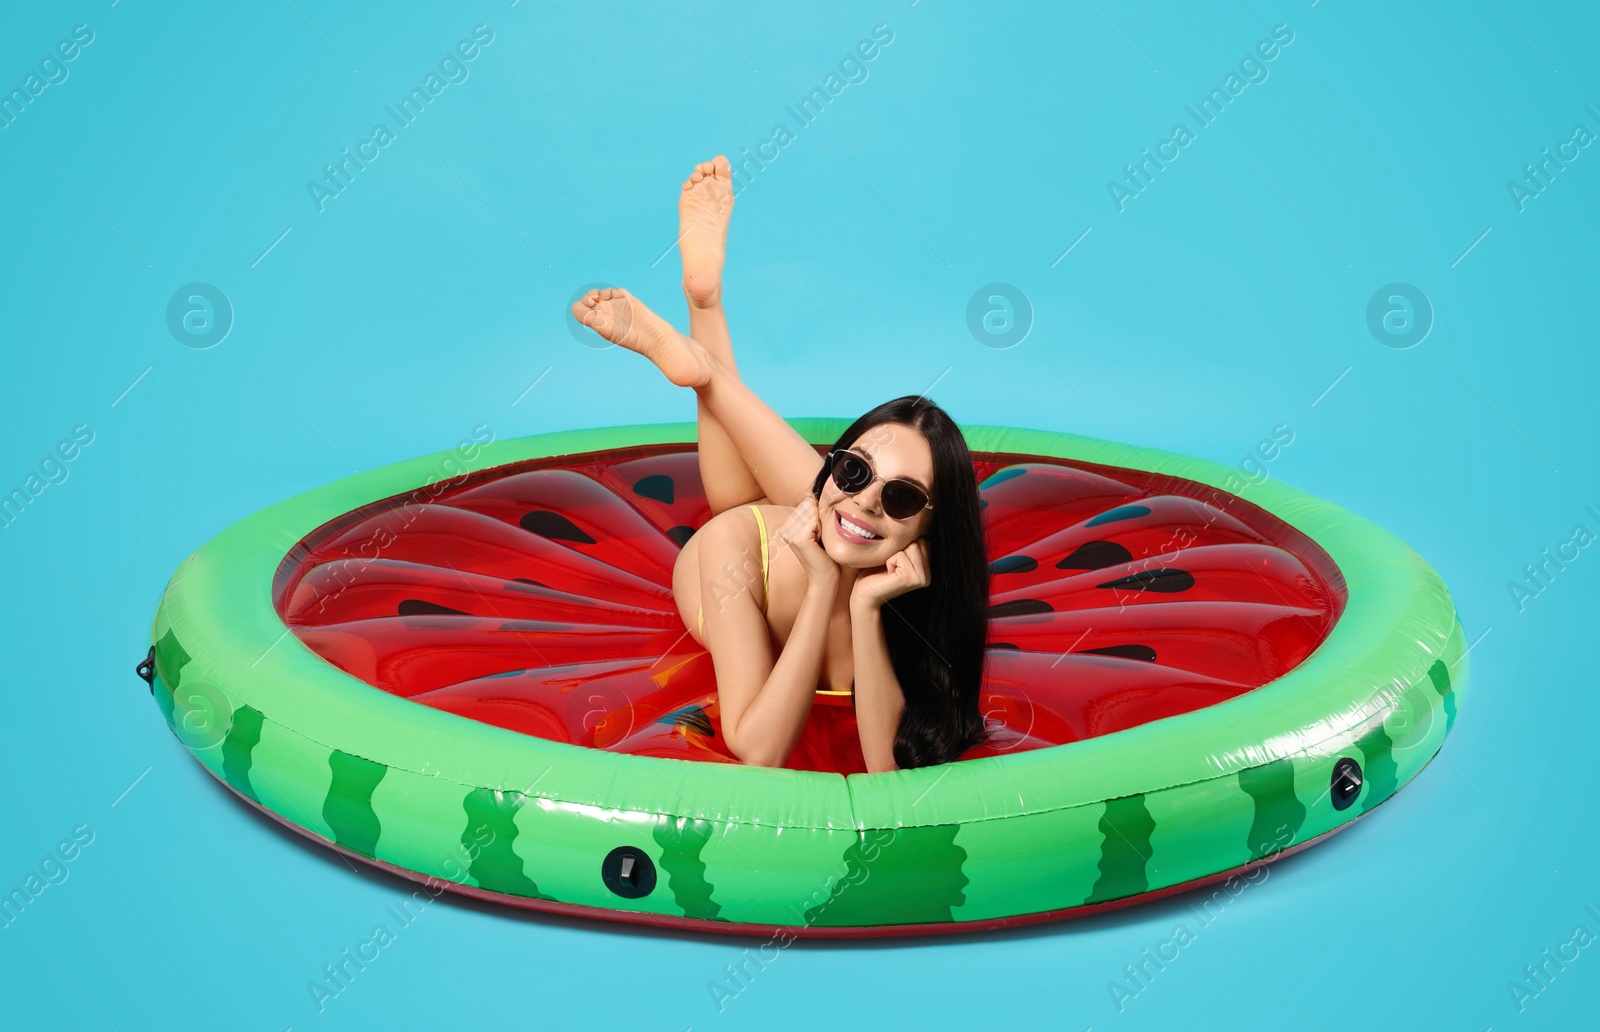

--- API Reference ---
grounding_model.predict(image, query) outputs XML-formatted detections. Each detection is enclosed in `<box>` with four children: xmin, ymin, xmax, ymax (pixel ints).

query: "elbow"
<box><xmin>722</xmin><ymin>725</ymin><xmax>783</xmax><ymax>768</ymax></box>
<box><xmin>736</xmin><ymin>741</ymin><xmax>787</xmax><ymax>768</ymax></box>
<box><xmin>722</xmin><ymin>724</ymin><xmax>746</xmax><ymax>763</ymax></box>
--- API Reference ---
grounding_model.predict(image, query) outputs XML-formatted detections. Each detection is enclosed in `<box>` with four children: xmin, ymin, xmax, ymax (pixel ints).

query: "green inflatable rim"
<box><xmin>150</xmin><ymin>419</ymin><xmax>1466</xmax><ymax>840</ymax></box>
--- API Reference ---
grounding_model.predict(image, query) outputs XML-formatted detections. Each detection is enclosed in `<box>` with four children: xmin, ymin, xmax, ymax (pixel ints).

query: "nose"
<box><xmin>856</xmin><ymin>481</ymin><xmax>884</xmax><ymax>514</ymax></box>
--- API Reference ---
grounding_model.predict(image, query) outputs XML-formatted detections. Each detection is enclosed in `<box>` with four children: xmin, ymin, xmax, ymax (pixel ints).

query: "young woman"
<box><xmin>571</xmin><ymin>156</ymin><xmax>991</xmax><ymax>772</ymax></box>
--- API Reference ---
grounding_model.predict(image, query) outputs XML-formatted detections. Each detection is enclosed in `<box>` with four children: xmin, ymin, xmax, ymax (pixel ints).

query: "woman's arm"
<box><xmin>850</xmin><ymin>597</ymin><xmax>905</xmax><ymax>773</ymax></box>
<box><xmin>702</xmin><ymin>504</ymin><xmax>838</xmax><ymax>768</ymax></box>
<box><xmin>848</xmin><ymin>539</ymin><xmax>932</xmax><ymax>773</ymax></box>
<box><xmin>719</xmin><ymin>580</ymin><xmax>836</xmax><ymax>768</ymax></box>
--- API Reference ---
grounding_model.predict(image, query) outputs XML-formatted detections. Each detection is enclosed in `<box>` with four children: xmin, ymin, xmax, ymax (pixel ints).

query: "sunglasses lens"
<box><xmin>882</xmin><ymin>481</ymin><xmax>928</xmax><ymax>520</ymax></box>
<box><xmin>831</xmin><ymin>451</ymin><xmax>872</xmax><ymax>492</ymax></box>
<box><xmin>829</xmin><ymin>451</ymin><xmax>928</xmax><ymax>520</ymax></box>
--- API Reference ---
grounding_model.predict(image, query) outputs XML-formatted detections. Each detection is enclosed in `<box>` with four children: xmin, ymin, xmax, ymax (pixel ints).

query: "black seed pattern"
<box><xmin>665</xmin><ymin>525</ymin><xmax>695</xmax><ymax>548</ymax></box>
<box><xmin>1085</xmin><ymin>503</ymin><xmax>1151</xmax><ymax>527</ymax></box>
<box><xmin>633</xmin><ymin>474</ymin><xmax>675</xmax><ymax>505</ymax></box>
<box><xmin>497</xmin><ymin>619</ymin><xmax>574</xmax><ymax>632</ymax></box>
<box><xmin>988</xmin><ymin>642</ymin><xmax>1021</xmax><ymax>650</ymax></box>
<box><xmin>989</xmin><ymin>554</ymin><xmax>1038</xmax><ymax>575</ymax></box>
<box><xmin>1057</xmin><ymin>540</ymin><xmax>1134</xmax><ymax>571</ymax></box>
<box><xmin>1081</xmin><ymin>644</ymin><xmax>1158</xmax><ymax>662</ymax></box>
<box><xmin>1095</xmin><ymin>568</ymin><xmax>1195</xmax><ymax>593</ymax></box>
<box><xmin>519</xmin><ymin>510</ymin><xmax>597</xmax><ymax>544</ymax></box>
<box><xmin>398</xmin><ymin>599</ymin><xmax>469</xmax><ymax>617</ymax></box>
<box><xmin>989</xmin><ymin>598</ymin><xmax>1053</xmax><ymax>618</ymax></box>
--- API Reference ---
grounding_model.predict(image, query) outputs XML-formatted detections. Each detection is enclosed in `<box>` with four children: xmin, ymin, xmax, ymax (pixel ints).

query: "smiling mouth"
<box><xmin>835</xmin><ymin>509</ymin><xmax>882</xmax><ymax>543</ymax></box>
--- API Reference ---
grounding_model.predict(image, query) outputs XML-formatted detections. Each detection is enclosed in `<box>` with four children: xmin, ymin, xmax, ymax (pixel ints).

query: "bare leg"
<box><xmin>678</xmin><ymin>156</ymin><xmax>763</xmax><ymax>515</ymax></box>
<box><xmin>571</xmin><ymin>289</ymin><xmax>825</xmax><ymax>507</ymax></box>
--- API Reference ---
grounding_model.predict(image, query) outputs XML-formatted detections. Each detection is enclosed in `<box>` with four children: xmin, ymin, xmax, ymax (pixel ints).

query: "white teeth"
<box><xmin>838</xmin><ymin>512</ymin><xmax>880</xmax><ymax>541</ymax></box>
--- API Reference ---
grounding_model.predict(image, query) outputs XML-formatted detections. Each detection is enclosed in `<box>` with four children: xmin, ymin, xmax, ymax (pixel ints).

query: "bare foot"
<box><xmin>679</xmin><ymin>155</ymin><xmax>734</xmax><ymax>308</ymax></box>
<box><xmin>571</xmin><ymin>287</ymin><xmax>713</xmax><ymax>388</ymax></box>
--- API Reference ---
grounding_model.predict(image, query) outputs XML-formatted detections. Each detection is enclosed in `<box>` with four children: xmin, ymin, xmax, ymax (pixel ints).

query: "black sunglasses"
<box><xmin>824</xmin><ymin>449</ymin><xmax>933</xmax><ymax>521</ymax></box>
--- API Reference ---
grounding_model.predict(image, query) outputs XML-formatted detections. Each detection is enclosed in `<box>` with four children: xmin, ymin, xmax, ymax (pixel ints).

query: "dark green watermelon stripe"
<box><xmin>1089</xmin><ymin>795</ymin><xmax>1155</xmax><ymax>903</ymax></box>
<box><xmin>803</xmin><ymin>826</ymin><xmax>967</xmax><ymax>927</ymax></box>
<box><xmin>220</xmin><ymin>705</ymin><xmax>264</xmax><ymax>804</ymax></box>
<box><xmin>1354</xmin><ymin>719</ymin><xmax>1398</xmax><ymax>814</ymax></box>
<box><xmin>1428</xmin><ymin>659</ymin><xmax>1456</xmax><ymax>734</ymax></box>
<box><xmin>652</xmin><ymin>816</ymin><xmax>725</xmax><ymax>922</ymax></box>
<box><xmin>323</xmin><ymin>750</ymin><xmax>388</xmax><ymax>857</ymax></box>
<box><xmin>153</xmin><ymin>628</ymin><xmax>192</xmax><ymax>694</ymax></box>
<box><xmin>152</xmin><ymin>628</ymin><xmax>191</xmax><ymax>732</ymax></box>
<box><xmin>153</xmin><ymin>673</ymin><xmax>176</xmax><ymax>730</ymax></box>
<box><xmin>462</xmin><ymin>788</ymin><xmax>554</xmax><ymax>900</ymax></box>
<box><xmin>1237</xmin><ymin>758</ymin><xmax>1306</xmax><ymax>859</ymax></box>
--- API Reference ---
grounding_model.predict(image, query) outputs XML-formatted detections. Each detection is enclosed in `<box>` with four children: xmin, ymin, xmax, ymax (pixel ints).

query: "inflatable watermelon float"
<box><xmin>138</xmin><ymin>419</ymin><xmax>1466</xmax><ymax>937</ymax></box>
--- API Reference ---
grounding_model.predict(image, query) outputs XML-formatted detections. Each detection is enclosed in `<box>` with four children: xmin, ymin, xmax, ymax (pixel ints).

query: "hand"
<box><xmin>773</xmin><ymin>494</ymin><xmax>839</xmax><ymax>588</ymax></box>
<box><xmin>852</xmin><ymin>538</ymin><xmax>931</xmax><ymax>611</ymax></box>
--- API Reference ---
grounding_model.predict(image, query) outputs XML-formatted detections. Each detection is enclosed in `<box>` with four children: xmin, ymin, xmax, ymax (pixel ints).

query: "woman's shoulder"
<box><xmin>703</xmin><ymin>499</ymin><xmax>793</xmax><ymax>532</ymax></box>
<box><xmin>697</xmin><ymin>502</ymin><xmax>789</xmax><ymax>550</ymax></box>
<box><xmin>694</xmin><ymin>504</ymin><xmax>784</xmax><ymax>607</ymax></box>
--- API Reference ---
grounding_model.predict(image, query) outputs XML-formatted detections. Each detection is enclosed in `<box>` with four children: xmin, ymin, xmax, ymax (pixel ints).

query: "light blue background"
<box><xmin>2</xmin><ymin>1</ymin><xmax>1596</xmax><ymax>1029</ymax></box>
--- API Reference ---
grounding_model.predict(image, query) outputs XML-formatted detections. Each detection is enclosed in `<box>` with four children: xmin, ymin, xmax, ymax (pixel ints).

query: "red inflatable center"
<box><xmin>272</xmin><ymin>443</ymin><xmax>1347</xmax><ymax>774</ymax></box>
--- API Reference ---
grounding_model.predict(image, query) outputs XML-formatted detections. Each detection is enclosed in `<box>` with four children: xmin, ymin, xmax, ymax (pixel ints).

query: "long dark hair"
<box><xmin>810</xmin><ymin>395</ymin><xmax>992</xmax><ymax>769</ymax></box>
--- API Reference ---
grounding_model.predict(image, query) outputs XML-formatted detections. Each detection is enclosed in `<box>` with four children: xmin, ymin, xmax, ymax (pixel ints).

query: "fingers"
<box><xmin>804</xmin><ymin>499</ymin><xmax>826</xmax><ymax>551</ymax></box>
<box><xmin>774</xmin><ymin>496</ymin><xmax>822</xmax><ymax>554</ymax></box>
<box><xmin>778</xmin><ymin>496</ymin><xmax>816</xmax><ymax>543</ymax></box>
<box><xmin>895</xmin><ymin>540</ymin><xmax>930</xmax><ymax>587</ymax></box>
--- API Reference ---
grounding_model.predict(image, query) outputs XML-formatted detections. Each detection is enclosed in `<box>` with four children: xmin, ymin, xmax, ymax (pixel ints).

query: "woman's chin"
<box><xmin>823</xmin><ymin>535</ymin><xmax>879</xmax><ymax>567</ymax></box>
<box><xmin>832</xmin><ymin>544</ymin><xmax>884</xmax><ymax>569</ymax></box>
